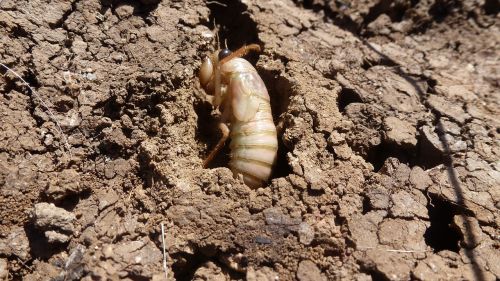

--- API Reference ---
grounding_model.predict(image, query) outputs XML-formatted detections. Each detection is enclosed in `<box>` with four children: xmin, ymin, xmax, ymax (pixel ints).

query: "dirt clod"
<box><xmin>33</xmin><ymin>202</ymin><xmax>75</xmax><ymax>243</ymax></box>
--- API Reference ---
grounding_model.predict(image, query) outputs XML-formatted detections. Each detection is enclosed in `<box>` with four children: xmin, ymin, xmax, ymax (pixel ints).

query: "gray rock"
<box><xmin>34</xmin><ymin>202</ymin><xmax>75</xmax><ymax>233</ymax></box>
<box><xmin>33</xmin><ymin>203</ymin><xmax>75</xmax><ymax>243</ymax></box>
<box><xmin>378</xmin><ymin>218</ymin><xmax>428</xmax><ymax>251</ymax></box>
<box><xmin>98</xmin><ymin>189</ymin><xmax>119</xmax><ymax>211</ymax></box>
<box><xmin>465</xmin><ymin>157</ymin><xmax>489</xmax><ymax>171</ymax></box>
<box><xmin>57</xmin><ymin>245</ymin><xmax>86</xmax><ymax>280</ymax></box>
<box><xmin>45</xmin><ymin>230</ymin><xmax>70</xmax><ymax>244</ymax></box>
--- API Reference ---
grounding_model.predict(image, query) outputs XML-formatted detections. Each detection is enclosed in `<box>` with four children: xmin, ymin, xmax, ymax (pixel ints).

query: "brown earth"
<box><xmin>0</xmin><ymin>0</ymin><xmax>499</xmax><ymax>280</ymax></box>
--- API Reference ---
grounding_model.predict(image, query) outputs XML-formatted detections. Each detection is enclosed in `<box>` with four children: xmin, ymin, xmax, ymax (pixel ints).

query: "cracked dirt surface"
<box><xmin>0</xmin><ymin>0</ymin><xmax>499</xmax><ymax>280</ymax></box>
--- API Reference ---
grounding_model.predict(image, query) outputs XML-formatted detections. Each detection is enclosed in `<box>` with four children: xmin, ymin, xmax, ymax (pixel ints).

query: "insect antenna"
<box><xmin>213</xmin><ymin>20</ymin><xmax>221</xmax><ymax>51</ymax></box>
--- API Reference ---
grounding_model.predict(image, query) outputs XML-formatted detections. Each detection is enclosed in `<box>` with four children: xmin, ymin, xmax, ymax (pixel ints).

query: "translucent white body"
<box><xmin>218</xmin><ymin>58</ymin><xmax>278</xmax><ymax>187</ymax></box>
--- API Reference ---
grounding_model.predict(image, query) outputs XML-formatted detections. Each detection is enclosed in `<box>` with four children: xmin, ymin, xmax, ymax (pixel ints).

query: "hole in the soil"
<box><xmin>363</xmin><ymin>139</ymin><xmax>417</xmax><ymax>172</ymax></box>
<box><xmin>307</xmin><ymin>188</ymin><xmax>325</xmax><ymax>197</ymax></box>
<box><xmin>57</xmin><ymin>190</ymin><xmax>92</xmax><ymax>211</ymax></box>
<box><xmin>10</xmin><ymin>25</ymin><xmax>31</xmax><ymax>38</ymax></box>
<box><xmin>103</xmin><ymin>96</ymin><xmax>123</xmax><ymax>120</ymax></box>
<box><xmin>98</xmin><ymin>141</ymin><xmax>125</xmax><ymax>159</ymax></box>
<box><xmin>337</xmin><ymin>88</ymin><xmax>363</xmax><ymax>112</ymax></box>
<box><xmin>362</xmin><ymin>0</ymin><xmax>413</xmax><ymax>28</ymax></box>
<box><xmin>367</xmin><ymin>270</ymin><xmax>389</xmax><ymax>281</ymax></box>
<box><xmin>206</xmin><ymin>0</ymin><xmax>260</xmax><ymax>50</ymax></box>
<box><xmin>349</xmin><ymin>123</ymin><xmax>445</xmax><ymax>172</ymax></box>
<box><xmin>363</xmin><ymin>0</ymin><xmax>393</xmax><ymax>26</ymax></box>
<box><xmin>23</xmin><ymin>70</ymin><xmax>40</xmax><ymax>88</ymax></box>
<box><xmin>429</xmin><ymin>0</ymin><xmax>461</xmax><ymax>22</ymax></box>
<box><xmin>54</xmin><ymin>97</ymin><xmax>75</xmax><ymax>113</ymax></box>
<box><xmin>483</xmin><ymin>0</ymin><xmax>499</xmax><ymax>15</ymax></box>
<box><xmin>39</xmin><ymin>189</ymin><xmax>92</xmax><ymax>212</ymax></box>
<box><xmin>417</xmin><ymin>126</ymin><xmax>447</xmax><ymax>170</ymax></box>
<box><xmin>171</xmin><ymin>252</ymin><xmax>205</xmax><ymax>280</ymax></box>
<box><xmin>424</xmin><ymin>196</ymin><xmax>462</xmax><ymax>252</ymax></box>
<box><xmin>293</xmin><ymin>0</ymin><xmax>318</xmax><ymax>10</ymax></box>
<box><xmin>24</xmin><ymin>224</ymin><xmax>66</xmax><ymax>260</ymax></box>
<box><xmin>362</xmin><ymin>195</ymin><xmax>371</xmax><ymax>214</ymax></box>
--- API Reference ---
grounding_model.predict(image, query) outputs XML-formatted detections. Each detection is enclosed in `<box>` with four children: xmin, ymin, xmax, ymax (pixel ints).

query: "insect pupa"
<box><xmin>199</xmin><ymin>44</ymin><xmax>278</xmax><ymax>188</ymax></box>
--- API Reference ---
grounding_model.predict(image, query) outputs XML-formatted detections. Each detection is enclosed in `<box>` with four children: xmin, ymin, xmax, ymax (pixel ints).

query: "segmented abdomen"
<box><xmin>228</xmin><ymin>101</ymin><xmax>278</xmax><ymax>188</ymax></box>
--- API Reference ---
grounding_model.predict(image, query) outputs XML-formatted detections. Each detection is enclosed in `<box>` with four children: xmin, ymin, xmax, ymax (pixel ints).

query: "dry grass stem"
<box><xmin>0</xmin><ymin>62</ymin><xmax>72</xmax><ymax>157</ymax></box>
<box><xmin>161</xmin><ymin>222</ymin><xmax>168</xmax><ymax>280</ymax></box>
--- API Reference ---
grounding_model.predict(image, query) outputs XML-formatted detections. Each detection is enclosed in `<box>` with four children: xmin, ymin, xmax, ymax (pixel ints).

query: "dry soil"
<box><xmin>0</xmin><ymin>0</ymin><xmax>499</xmax><ymax>280</ymax></box>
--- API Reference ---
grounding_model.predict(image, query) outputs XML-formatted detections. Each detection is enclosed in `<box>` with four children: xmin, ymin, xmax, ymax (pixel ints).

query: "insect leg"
<box><xmin>202</xmin><ymin>122</ymin><xmax>230</xmax><ymax>168</ymax></box>
<box><xmin>219</xmin><ymin>44</ymin><xmax>261</xmax><ymax>65</ymax></box>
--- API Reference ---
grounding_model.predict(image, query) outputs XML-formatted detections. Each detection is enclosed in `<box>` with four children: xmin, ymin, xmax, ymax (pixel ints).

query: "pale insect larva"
<box><xmin>199</xmin><ymin>44</ymin><xmax>278</xmax><ymax>188</ymax></box>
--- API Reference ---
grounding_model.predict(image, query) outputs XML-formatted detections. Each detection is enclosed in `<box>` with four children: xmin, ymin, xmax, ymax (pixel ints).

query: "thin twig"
<box><xmin>384</xmin><ymin>249</ymin><xmax>431</xmax><ymax>253</ymax></box>
<box><xmin>206</xmin><ymin>1</ymin><xmax>227</xmax><ymax>7</ymax></box>
<box><xmin>16</xmin><ymin>257</ymin><xmax>32</xmax><ymax>270</ymax></box>
<box><xmin>0</xmin><ymin>62</ymin><xmax>72</xmax><ymax>157</ymax></box>
<box><xmin>161</xmin><ymin>223</ymin><xmax>168</xmax><ymax>280</ymax></box>
<box><xmin>357</xmin><ymin>247</ymin><xmax>432</xmax><ymax>253</ymax></box>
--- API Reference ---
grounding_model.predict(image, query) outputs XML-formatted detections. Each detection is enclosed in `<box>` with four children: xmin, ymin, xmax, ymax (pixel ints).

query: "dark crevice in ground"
<box><xmin>24</xmin><ymin>224</ymin><xmax>66</xmax><ymax>261</ymax></box>
<box><xmin>366</xmin><ymin>142</ymin><xmax>417</xmax><ymax>172</ymax></box>
<box><xmin>206</xmin><ymin>0</ymin><xmax>260</xmax><ymax>51</ymax></box>
<box><xmin>51</xmin><ymin>0</ymin><xmax>81</xmax><ymax>29</ymax></box>
<box><xmin>362</xmin><ymin>0</ymin><xmax>414</xmax><ymax>27</ymax></box>
<box><xmin>428</xmin><ymin>0</ymin><xmax>462</xmax><ymax>23</ymax></box>
<box><xmin>424</xmin><ymin>195</ymin><xmax>462</xmax><ymax>252</ymax></box>
<box><xmin>259</xmin><ymin>69</ymin><xmax>293</xmax><ymax>180</ymax></box>
<box><xmin>483</xmin><ymin>0</ymin><xmax>500</xmax><ymax>14</ymax></box>
<box><xmin>337</xmin><ymin>87</ymin><xmax>363</xmax><ymax>112</ymax></box>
